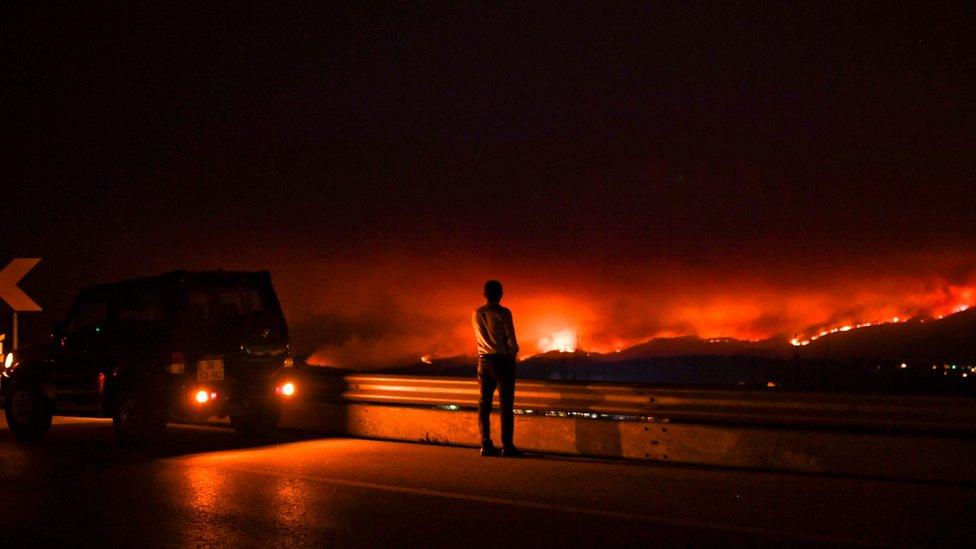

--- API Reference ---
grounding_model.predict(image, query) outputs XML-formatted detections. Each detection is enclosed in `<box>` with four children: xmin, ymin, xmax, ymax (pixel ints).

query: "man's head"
<box><xmin>483</xmin><ymin>280</ymin><xmax>503</xmax><ymax>303</ymax></box>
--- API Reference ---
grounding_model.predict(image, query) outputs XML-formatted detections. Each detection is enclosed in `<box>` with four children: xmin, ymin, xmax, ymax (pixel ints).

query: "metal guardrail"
<box><xmin>280</xmin><ymin>373</ymin><xmax>976</xmax><ymax>482</ymax></box>
<box><xmin>300</xmin><ymin>373</ymin><xmax>976</xmax><ymax>434</ymax></box>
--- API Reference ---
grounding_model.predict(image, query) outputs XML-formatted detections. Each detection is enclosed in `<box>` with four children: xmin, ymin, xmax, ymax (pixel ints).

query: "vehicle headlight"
<box><xmin>4</xmin><ymin>352</ymin><xmax>13</xmax><ymax>370</ymax></box>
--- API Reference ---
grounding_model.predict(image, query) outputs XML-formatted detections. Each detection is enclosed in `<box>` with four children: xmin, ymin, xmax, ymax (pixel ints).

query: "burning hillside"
<box><xmin>288</xmin><ymin>252</ymin><xmax>976</xmax><ymax>370</ymax></box>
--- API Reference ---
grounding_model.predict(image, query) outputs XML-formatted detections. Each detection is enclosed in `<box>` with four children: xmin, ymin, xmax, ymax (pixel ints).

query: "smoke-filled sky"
<box><xmin>2</xmin><ymin>4</ymin><xmax>975</xmax><ymax>367</ymax></box>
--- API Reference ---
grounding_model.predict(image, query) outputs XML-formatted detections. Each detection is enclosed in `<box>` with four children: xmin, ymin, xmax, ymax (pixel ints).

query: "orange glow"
<box><xmin>420</xmin><ymin>354</ymin><xmax>432</xmax><ymax>364</ymax></box>
<box><xmin>278</xmin><ymin>382</ymin><xmax>296</xmax><ymax>397</ymax></box>
<box><xmin>195</xmin><ymin>390</ymin><xmax>209</xmax><ymax>403</ymax></box>
<box><xmin>288</xmin><ymin>254</ymin><xmax>976</xmax><ymax>368</ymax></box>
<box><xmin>538</xmin><ymin>329</ymin><xmax>578</xmax><ymax>353</ymax></box>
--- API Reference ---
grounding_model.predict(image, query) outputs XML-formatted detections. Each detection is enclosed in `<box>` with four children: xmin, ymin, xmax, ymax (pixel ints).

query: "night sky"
<box><xmin>2</xmin><ymin>3</ymin><xmax>975</xmax><ymax>366</ymax></box>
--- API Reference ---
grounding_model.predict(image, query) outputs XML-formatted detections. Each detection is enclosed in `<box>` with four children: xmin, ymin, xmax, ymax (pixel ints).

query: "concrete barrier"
<box><xmin>279</xmin><ymin>373</ymin><xmax>976</xmax><ymax>483</ymax></box>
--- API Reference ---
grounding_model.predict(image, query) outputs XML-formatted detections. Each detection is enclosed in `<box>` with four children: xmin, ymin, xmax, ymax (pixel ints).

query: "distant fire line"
<box><xmin>790</xmin><ymin>304</ymin><xmax>972</xmax><ymax>347</ymax></box>
<box><xmin>397</xmin><ymin>299</ymin><xmax>976</xmax><ymax>368</ymax></box>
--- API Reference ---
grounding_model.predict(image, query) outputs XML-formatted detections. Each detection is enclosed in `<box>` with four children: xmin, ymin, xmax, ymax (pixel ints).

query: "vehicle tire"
<box><xmin>113</xmin><ymin>388</ymin><xmax>168</xmax><ymax>446</ymax></box>
<box><xmin>4</xmin><ymin>387</ymin><xmax>53</xmax><ymax>440</ymax></box>
<box><xmin>230</xmin><ymin>402</ymin><xmax>280</xmax><ymax>437</ymax></box>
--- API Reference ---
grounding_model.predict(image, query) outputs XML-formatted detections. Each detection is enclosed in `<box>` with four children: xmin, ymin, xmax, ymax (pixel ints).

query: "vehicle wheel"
<box><xmin>4</xmin><ymin>388</ymin><xmax>53</xmax><ymax>440</ymax></box>
<box><xmin>113</xmin><ymin>389</ymin><xmax>168</xmax><ymax>446</ymax></box>
<box><xmin>230</xmin><ymin>402</ymin><xmax>280</xmax><ymax>437</ymax></box>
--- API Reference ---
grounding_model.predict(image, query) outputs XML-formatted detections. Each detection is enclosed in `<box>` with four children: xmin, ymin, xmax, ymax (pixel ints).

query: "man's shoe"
<box><xmin>480</xmin><ymin>444</ymin><xmax>500</xmax><ymax>457</ymax></box>
<box><xmin>501</xmin><ymin>446</ymin><xmax>522</xmax><ymax>458</ymax></box>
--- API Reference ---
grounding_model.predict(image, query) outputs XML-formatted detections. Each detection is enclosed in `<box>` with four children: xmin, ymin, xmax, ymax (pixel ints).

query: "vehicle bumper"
<box><xmin>170</xmin><ymin>377</ymin><xmax>297</xmax><ymax>421</ymax></box>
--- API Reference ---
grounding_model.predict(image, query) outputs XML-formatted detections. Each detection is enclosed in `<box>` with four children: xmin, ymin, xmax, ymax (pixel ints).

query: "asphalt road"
<box><xmin>1</xmin><ymin>417</ymin><xmax>974</xmax><ymax>547</ymax></box>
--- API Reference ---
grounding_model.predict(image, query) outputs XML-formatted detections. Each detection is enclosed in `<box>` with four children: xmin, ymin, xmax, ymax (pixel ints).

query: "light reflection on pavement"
<box><xmin>0</xmin><ymin>416</ymin><xmax>974</xmax><ymax>546</ymax></box>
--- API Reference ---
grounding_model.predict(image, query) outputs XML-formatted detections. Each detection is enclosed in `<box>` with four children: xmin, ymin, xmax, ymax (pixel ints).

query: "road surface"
<box><xmin>1</xmin><ymin>417</ymin><xmax>974</xmax><ymax>546</ymax></box>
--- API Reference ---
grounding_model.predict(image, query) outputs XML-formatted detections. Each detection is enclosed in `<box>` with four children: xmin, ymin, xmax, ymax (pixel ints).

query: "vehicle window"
<box><xmin>187</xmin><ymin>284</ymin><xmax>266</xmax><ymax>323</ymax></box>
<box><xmin>66</xmin><ymin>295</ymin><xmax>109</xmax><ymax>334</ymax></box>
<box><xmin>116</xmin><ymin>288</ymin><xmax>163</xmax><ymax>326</ymax></box>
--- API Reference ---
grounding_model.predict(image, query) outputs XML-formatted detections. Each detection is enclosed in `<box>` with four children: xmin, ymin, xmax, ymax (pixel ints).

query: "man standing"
<box><xmin>473</xmin><ymin>280</ymin><xmax>521</xmax><ymax>457</ymax></box>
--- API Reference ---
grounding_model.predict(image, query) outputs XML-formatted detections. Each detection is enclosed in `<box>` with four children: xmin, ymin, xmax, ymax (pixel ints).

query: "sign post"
<box><xmin>0</xmin><ymin>258</ymin><xmax>42</xmax><ymax>350</ymax></box>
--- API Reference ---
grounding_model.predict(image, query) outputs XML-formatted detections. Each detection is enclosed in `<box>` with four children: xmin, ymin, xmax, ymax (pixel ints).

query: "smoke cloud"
<box><xmin>264</xmin><ymin>250</ymin><xmax>976</xmax><ymax>369</ymax></box>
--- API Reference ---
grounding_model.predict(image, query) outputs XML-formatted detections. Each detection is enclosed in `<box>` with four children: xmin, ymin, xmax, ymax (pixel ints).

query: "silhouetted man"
<box><xmin>473</xmin><ymin>280</ymin><xmax>520</xmax><ymax>457</ymax></box>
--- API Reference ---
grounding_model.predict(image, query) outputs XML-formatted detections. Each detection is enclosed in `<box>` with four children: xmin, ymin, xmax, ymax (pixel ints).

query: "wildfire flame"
<box><xmin>538</xmin><ymin>329</ymin><xmax>578</xmax><ymax>353</ymax></box>
<box><xmin>790</xmin><ymin>303</ymin><xmax>975</xmax><ymax>347</ymax></box>
<box><xmin>294</xmin><ymin>257</ymin><xmax>976</xmax><ymax>368</ymax></box>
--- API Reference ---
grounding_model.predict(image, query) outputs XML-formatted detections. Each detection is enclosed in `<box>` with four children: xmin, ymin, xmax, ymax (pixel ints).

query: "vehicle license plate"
<box><xmin>197</xmin><ymin>358</ymin><xmax>225</xmax><ymax>381</ymax></box>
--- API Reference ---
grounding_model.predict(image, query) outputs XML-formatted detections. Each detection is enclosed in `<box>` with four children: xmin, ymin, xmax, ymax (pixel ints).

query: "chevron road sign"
<box><xmin>0</xmin><ymin>258</ymin><xmax>42</xmax><ymax>350</ymax></box>
<box><xmin>0</xmin><ymin>258</ymin><xmax>42</xmax><ymax>312</ymax></box>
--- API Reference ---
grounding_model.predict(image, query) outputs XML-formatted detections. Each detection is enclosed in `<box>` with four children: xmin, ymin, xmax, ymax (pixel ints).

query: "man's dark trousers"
<box><xmin>477</xmin><ymin>353</ymin><xmax>516</xmax><ymax>448</ymax></box>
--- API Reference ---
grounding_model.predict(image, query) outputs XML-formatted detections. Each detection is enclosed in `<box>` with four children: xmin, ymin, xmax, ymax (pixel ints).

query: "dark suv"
<box><xmin>1</xmin><ymin>270</ymin><xmax>295</xmax><ymax>443</ymax></box>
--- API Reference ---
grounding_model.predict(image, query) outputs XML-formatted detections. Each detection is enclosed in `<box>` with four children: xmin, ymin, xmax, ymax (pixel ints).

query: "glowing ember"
<box><xmin>538</xmin><ymin>329</ymin><xmax>578</xmax><ymax>353</ymax></box>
